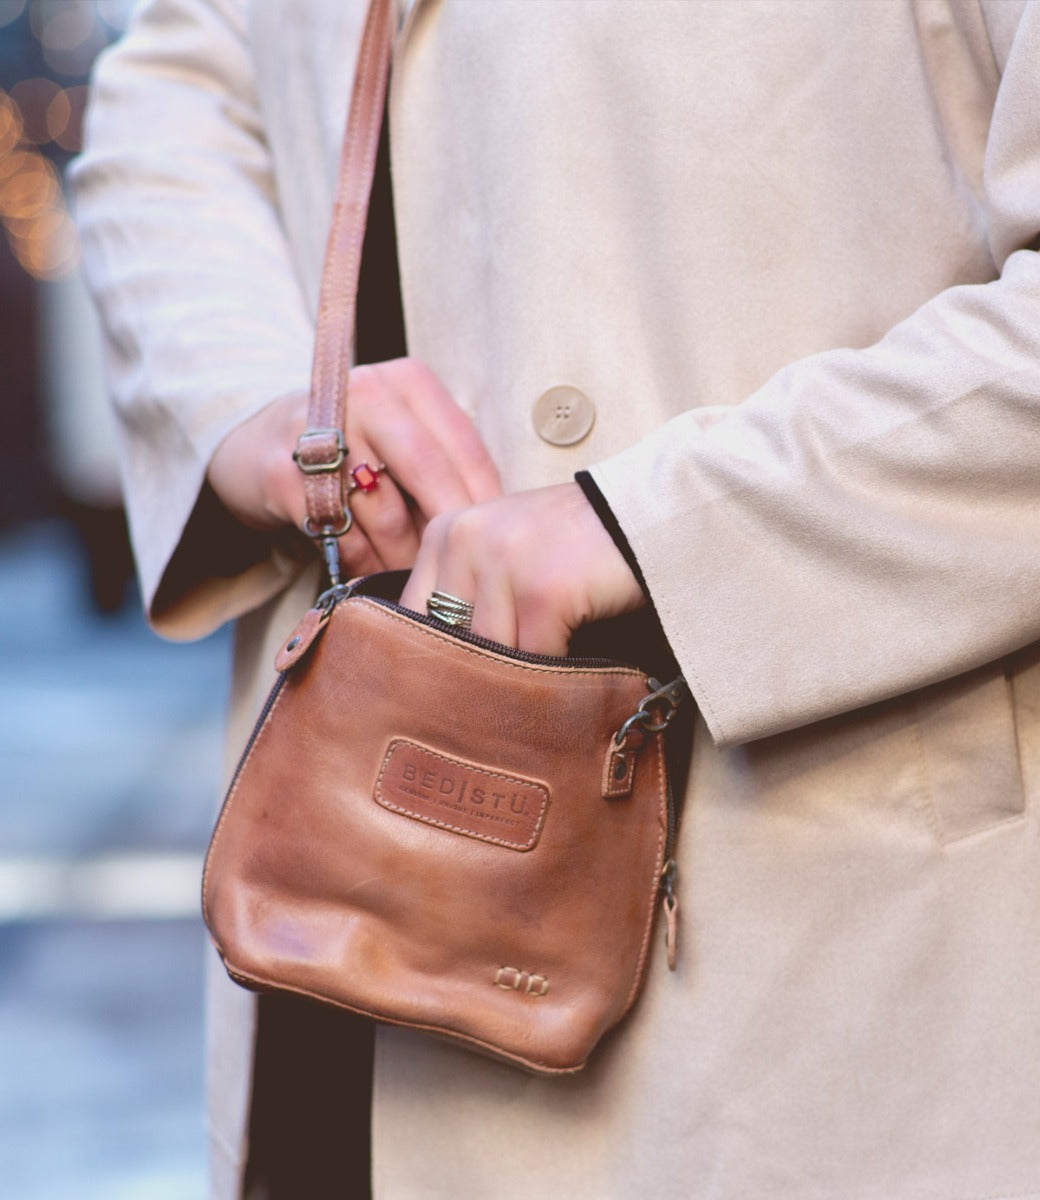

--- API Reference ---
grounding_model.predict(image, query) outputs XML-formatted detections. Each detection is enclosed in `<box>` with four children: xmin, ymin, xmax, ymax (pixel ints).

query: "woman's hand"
<box><xmin>399</xmin><ymin>482</ymin><xmax>646</xmax><ymax>656</ymax></box>
<box><xmin>206</xmin><ymin>358</ymin><xmax>501</xmax><ymax>577</ymax></box>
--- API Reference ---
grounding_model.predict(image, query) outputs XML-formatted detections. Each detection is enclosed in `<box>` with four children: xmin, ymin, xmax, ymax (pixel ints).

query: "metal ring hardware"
<box><xmin>613</xmin><ymin>676</ymin><xmax>687</xmax><ymax>747</ymax></box>
<box><xmin>302</xmin><ymin>513</ymin><xmax>353</xmax><ymax>540</ymax></box>
<box><xmin>302</xmin><ymin>514</ymin><xmax>353</xmax><ymax>588</ymax></box>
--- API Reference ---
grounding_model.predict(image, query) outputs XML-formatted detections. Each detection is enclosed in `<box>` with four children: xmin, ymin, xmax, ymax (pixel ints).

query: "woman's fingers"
<box><xmin>349</xmin><ymin>360</ymin><xmax>501</xmax><ymax>519</ymax></box>
<box><xmin>400</xmin><ymin>484</ymin><xmax>646</xmax><ymax>656</ymax></box>
<box><xmin>205</xmin><ymin>356</ymin><xmax>540</xmax><ymax>608</ymax></box>
<box><xmin>336</xmin><ymin>452</ymin><xmax>421</xmax><ymax>573</ymax></box>
<box><xmin>207</xmin><ymin>389</ymin><xmax>310</xmax><ymax>531</ymax></box>
<box><xmin>469</xmin><ymin>566</ymin><xmax>522</xmax><ymax>650</ymax></box>
<box><xmin>206</xmin><ymin>360</ymin><xmax>501</xmax><ymax>583</ymax></box>
<box><xmin>378</xmin><ymin>358</ymin><xmax>502</xmax><ymax>506</ymax></box>
<box><xmin>392</xmin><ymin>360</ymin><xmax>502</xmax><ymax>506</ymax></box>
<box><xmin>405</xmin><ymin>515</ymin><xmax>522</xmax><ymax>647</ymax></box>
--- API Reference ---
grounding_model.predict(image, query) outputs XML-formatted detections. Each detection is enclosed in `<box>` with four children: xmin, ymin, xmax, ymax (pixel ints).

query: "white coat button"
<box><xmin>532</xmin><ymin>386</ymin><xmax>596</xmax><ymax>446</ymax></box>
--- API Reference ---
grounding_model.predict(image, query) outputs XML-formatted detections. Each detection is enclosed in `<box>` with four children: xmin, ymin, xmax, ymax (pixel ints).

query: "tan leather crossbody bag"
<box><xmin>201</xmin><ymin>0</ymin><xmax>689</xmax><ymax>1075</ymax></box>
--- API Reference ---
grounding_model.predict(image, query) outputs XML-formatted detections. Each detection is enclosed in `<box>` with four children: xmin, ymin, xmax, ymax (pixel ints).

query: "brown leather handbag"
<box><xmin>201</xmin><ymin>0</ymin><xmax>689</xmax><ymax>1075</ymax></box>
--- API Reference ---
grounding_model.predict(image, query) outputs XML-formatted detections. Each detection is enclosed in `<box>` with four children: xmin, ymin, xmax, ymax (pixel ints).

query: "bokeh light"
<box><xmin>44</xmin><ymin>78</ymin><xmax>69</xmax><ymax>136</ymax></box>
<box><xmin>38</xmin><ymin>1</ymin><xmax>94</xmax><ymax>51</ymax></box>
<box><xmin>0</xmin><ymin>86</ymin><xmax>80</xmax><ymax>278</ymax></box>
<box><xmin>0</xmin><ymin>92</ymin><xmax>25</xmax><ymax>153</ymax></box>
<box><xmin>0</xmin><ymin>1</ymin><xmax>28</xmax><ymax>31</ymax></box>
<box><xmin>10</xmin><ymin>75</ymin><xmax>60</xmax><ymax>141</ymax></box>
<box><xmin>48</xmin><ymin>83</ymin><xmax>85</xmax><ymax>150</ymax></box>
<box><xmin>0</xmin><ymin>1</ymin><xmax>128</xmax><ymax>281</ymax></box>
<box><xmin>32</xmin><ymin>0</ymin><xmax>106</xmax><ymax>78</ymax></box>
<box><xmin>96</xmin><ymin>0</ymin><xmax>132</xmax><ymax>32</ymax></box>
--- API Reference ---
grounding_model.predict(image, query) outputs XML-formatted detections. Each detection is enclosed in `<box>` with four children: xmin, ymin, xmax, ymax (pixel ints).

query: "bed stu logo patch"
<box><xmin>375</xmin><ymin>739</ymin><xmax>550</xmax><ymax>851</ymax></box>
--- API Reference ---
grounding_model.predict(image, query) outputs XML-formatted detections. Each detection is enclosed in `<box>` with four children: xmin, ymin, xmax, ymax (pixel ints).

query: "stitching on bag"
<box><xmin>201</xmin><ymin>679</ymin><xmax>288</xmax><ymax>926</ymax></box>
<box><xmin>223</xmin><ymin>964</ymin><xmax>587</xmax><ymax>1074</ymax></box>
<box><xmin>374</xmin><ymin>739</ymin><xmax>551</xmax><ymax>851</ymax></box>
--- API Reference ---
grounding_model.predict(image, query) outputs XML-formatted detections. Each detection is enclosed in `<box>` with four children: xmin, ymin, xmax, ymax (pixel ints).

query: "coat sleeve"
<box><xmin>589</xmin><ymin>4</ymin><xmax>1040</xmax><ymax>748</ymax></box>
<box><xmin>70</xmin><ymin>0</ymin><xmax>319</xmax><ymax>640</ymax></box>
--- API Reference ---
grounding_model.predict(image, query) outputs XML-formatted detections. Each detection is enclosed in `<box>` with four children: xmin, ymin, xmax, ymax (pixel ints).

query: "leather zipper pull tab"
<box><xmin>602</xmin><ymin>725</ymin><xmax>646</xmax><ymax>799</ymax></box>
<box><xmin>661</xmin><ymin>858</ymin><xmax>679</xmax><ymax>971</ymax></box>
<box><xmin>273</xmin><ymin>581</ymin><xmax>354</xmax><ymax>672</ymax></box>
<box><xmin>274</xmin><ymin>605</ymin><xmax>329</xmax><ymax>671</ymax></box>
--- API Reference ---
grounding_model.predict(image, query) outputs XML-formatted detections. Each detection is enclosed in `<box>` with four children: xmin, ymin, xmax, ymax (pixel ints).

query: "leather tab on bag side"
<box><xmin>602</xmin><ymin>728</ymin><xmax>645</xmax><ymax>799</ymax></box>
<box><xmin>274</xmin><ymin>605</ymin><xmax>330</xmax><ymax>672</ymax></box>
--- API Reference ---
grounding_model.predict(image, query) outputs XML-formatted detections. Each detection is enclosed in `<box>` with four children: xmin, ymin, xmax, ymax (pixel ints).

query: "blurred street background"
<box><xmin>1</xmin><ymin>3</ymin><xmax>228</xmax><ymax>1195</ymax></box>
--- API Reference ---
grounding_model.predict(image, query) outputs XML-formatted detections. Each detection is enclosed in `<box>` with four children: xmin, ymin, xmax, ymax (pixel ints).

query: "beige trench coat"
<box><xmin>74</xmin><ymin>1</ymin><xmax>1040</xmax><ymax>1196</ymax></box>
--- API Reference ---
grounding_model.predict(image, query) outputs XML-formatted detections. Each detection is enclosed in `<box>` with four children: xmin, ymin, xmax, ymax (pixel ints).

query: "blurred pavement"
<box><xmin>0</xmin><ymin>519</ymin><xmax>232</xmax><ymax>1199</ymax></box>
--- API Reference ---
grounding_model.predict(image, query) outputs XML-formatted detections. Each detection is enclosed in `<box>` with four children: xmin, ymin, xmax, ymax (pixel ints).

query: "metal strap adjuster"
<box><xmin>293</xmin><ymin>428</ymin><xmax>347</xmax><ymax>475</ymax></box>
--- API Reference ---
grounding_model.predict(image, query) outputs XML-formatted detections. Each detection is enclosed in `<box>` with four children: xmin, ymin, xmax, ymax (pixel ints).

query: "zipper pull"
<box><xmin>661</xmin><ymin>858</ymin><xmax>679</xmax><ymax>971</ymax></box>
<box><xmin>602</xmin><ymin>675</ymin><xmax>686</xmax><ymax>800</ymax></box>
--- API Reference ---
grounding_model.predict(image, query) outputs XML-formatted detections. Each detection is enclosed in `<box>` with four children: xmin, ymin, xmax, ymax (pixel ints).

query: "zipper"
<box><xmin>664</xmin><ymin>785</ymin><xmax>679</xmax><ymax>862</ymax></box>
<box><xmin>364</xmin><ymin>594</ymin><xmax>639</xmax><ymax>671</ymax></box>
<box><xmin>219</xmin><ymin>673</ymin><xmax>287</xmax><ymax>802</ymax></box>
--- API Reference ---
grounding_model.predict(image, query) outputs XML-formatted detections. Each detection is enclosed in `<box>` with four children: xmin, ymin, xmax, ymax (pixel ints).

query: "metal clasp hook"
<box><xmin>613</xmin><ymin>676</ymin><xmax>686</xmax><ymax>747</ymax></box>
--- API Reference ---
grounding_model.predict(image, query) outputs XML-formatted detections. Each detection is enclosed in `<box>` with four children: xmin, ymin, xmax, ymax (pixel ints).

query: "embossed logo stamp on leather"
<box><xmin>375</xmin><ymin>739</ymin><xmax>550</xmax><ymax>851</ymax></box>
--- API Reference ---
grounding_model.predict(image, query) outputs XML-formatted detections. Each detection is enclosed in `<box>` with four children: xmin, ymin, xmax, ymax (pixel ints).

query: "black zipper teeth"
<box><xmin>221</xmin><ymin>673</ymin><xmax>287</xmax><ymax>799</ymax></box>
<box><xmin>664</xmin><ymin>781</ymin><xmax>678</xmax><ymax>860</ymax></box>
<box><xmin>363</xmin><ymin>595</ymin><xmax>638</xmax><ymax>670</ymax></box>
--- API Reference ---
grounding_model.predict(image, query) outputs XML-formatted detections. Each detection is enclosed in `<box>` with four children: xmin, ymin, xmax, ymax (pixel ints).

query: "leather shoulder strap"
<box><xmin>294</xmin><ymin>0</ymin><xmax>394</xmax><ymax>582</ymax></box>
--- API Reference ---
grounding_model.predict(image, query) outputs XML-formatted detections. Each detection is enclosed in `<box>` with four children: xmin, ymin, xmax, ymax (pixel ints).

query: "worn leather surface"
<box><xmin>203</xmin><ymin>594</ymin><xmax>671</xmax><ymax>1074</ymax></box>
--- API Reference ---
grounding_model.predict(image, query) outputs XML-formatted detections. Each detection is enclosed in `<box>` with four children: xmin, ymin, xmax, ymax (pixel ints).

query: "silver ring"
<box><xmin>427</xmin><ymin>590</ymin><xmax>474</xmax><ymax>631</ymax></box>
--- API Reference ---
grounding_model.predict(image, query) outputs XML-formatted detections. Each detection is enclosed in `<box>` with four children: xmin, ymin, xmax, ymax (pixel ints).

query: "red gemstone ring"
<box><xmin>345</xmin><ymin>462</ymin><xmax>386</xmax><ymax>497</ymax></box>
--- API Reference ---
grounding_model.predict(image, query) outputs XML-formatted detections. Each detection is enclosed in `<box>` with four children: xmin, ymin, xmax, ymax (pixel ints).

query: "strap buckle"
<box><xmin>293</xmin><ymin>428</ymin><xmax>347</xmax><ymax>475</ymax></box>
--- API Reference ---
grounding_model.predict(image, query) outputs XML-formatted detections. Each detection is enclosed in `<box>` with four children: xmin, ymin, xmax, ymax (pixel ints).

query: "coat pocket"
<box><xmin>912</xmin><ymin>661</ymin><xmax>1026</xmax><ymax>845</ymax></box>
